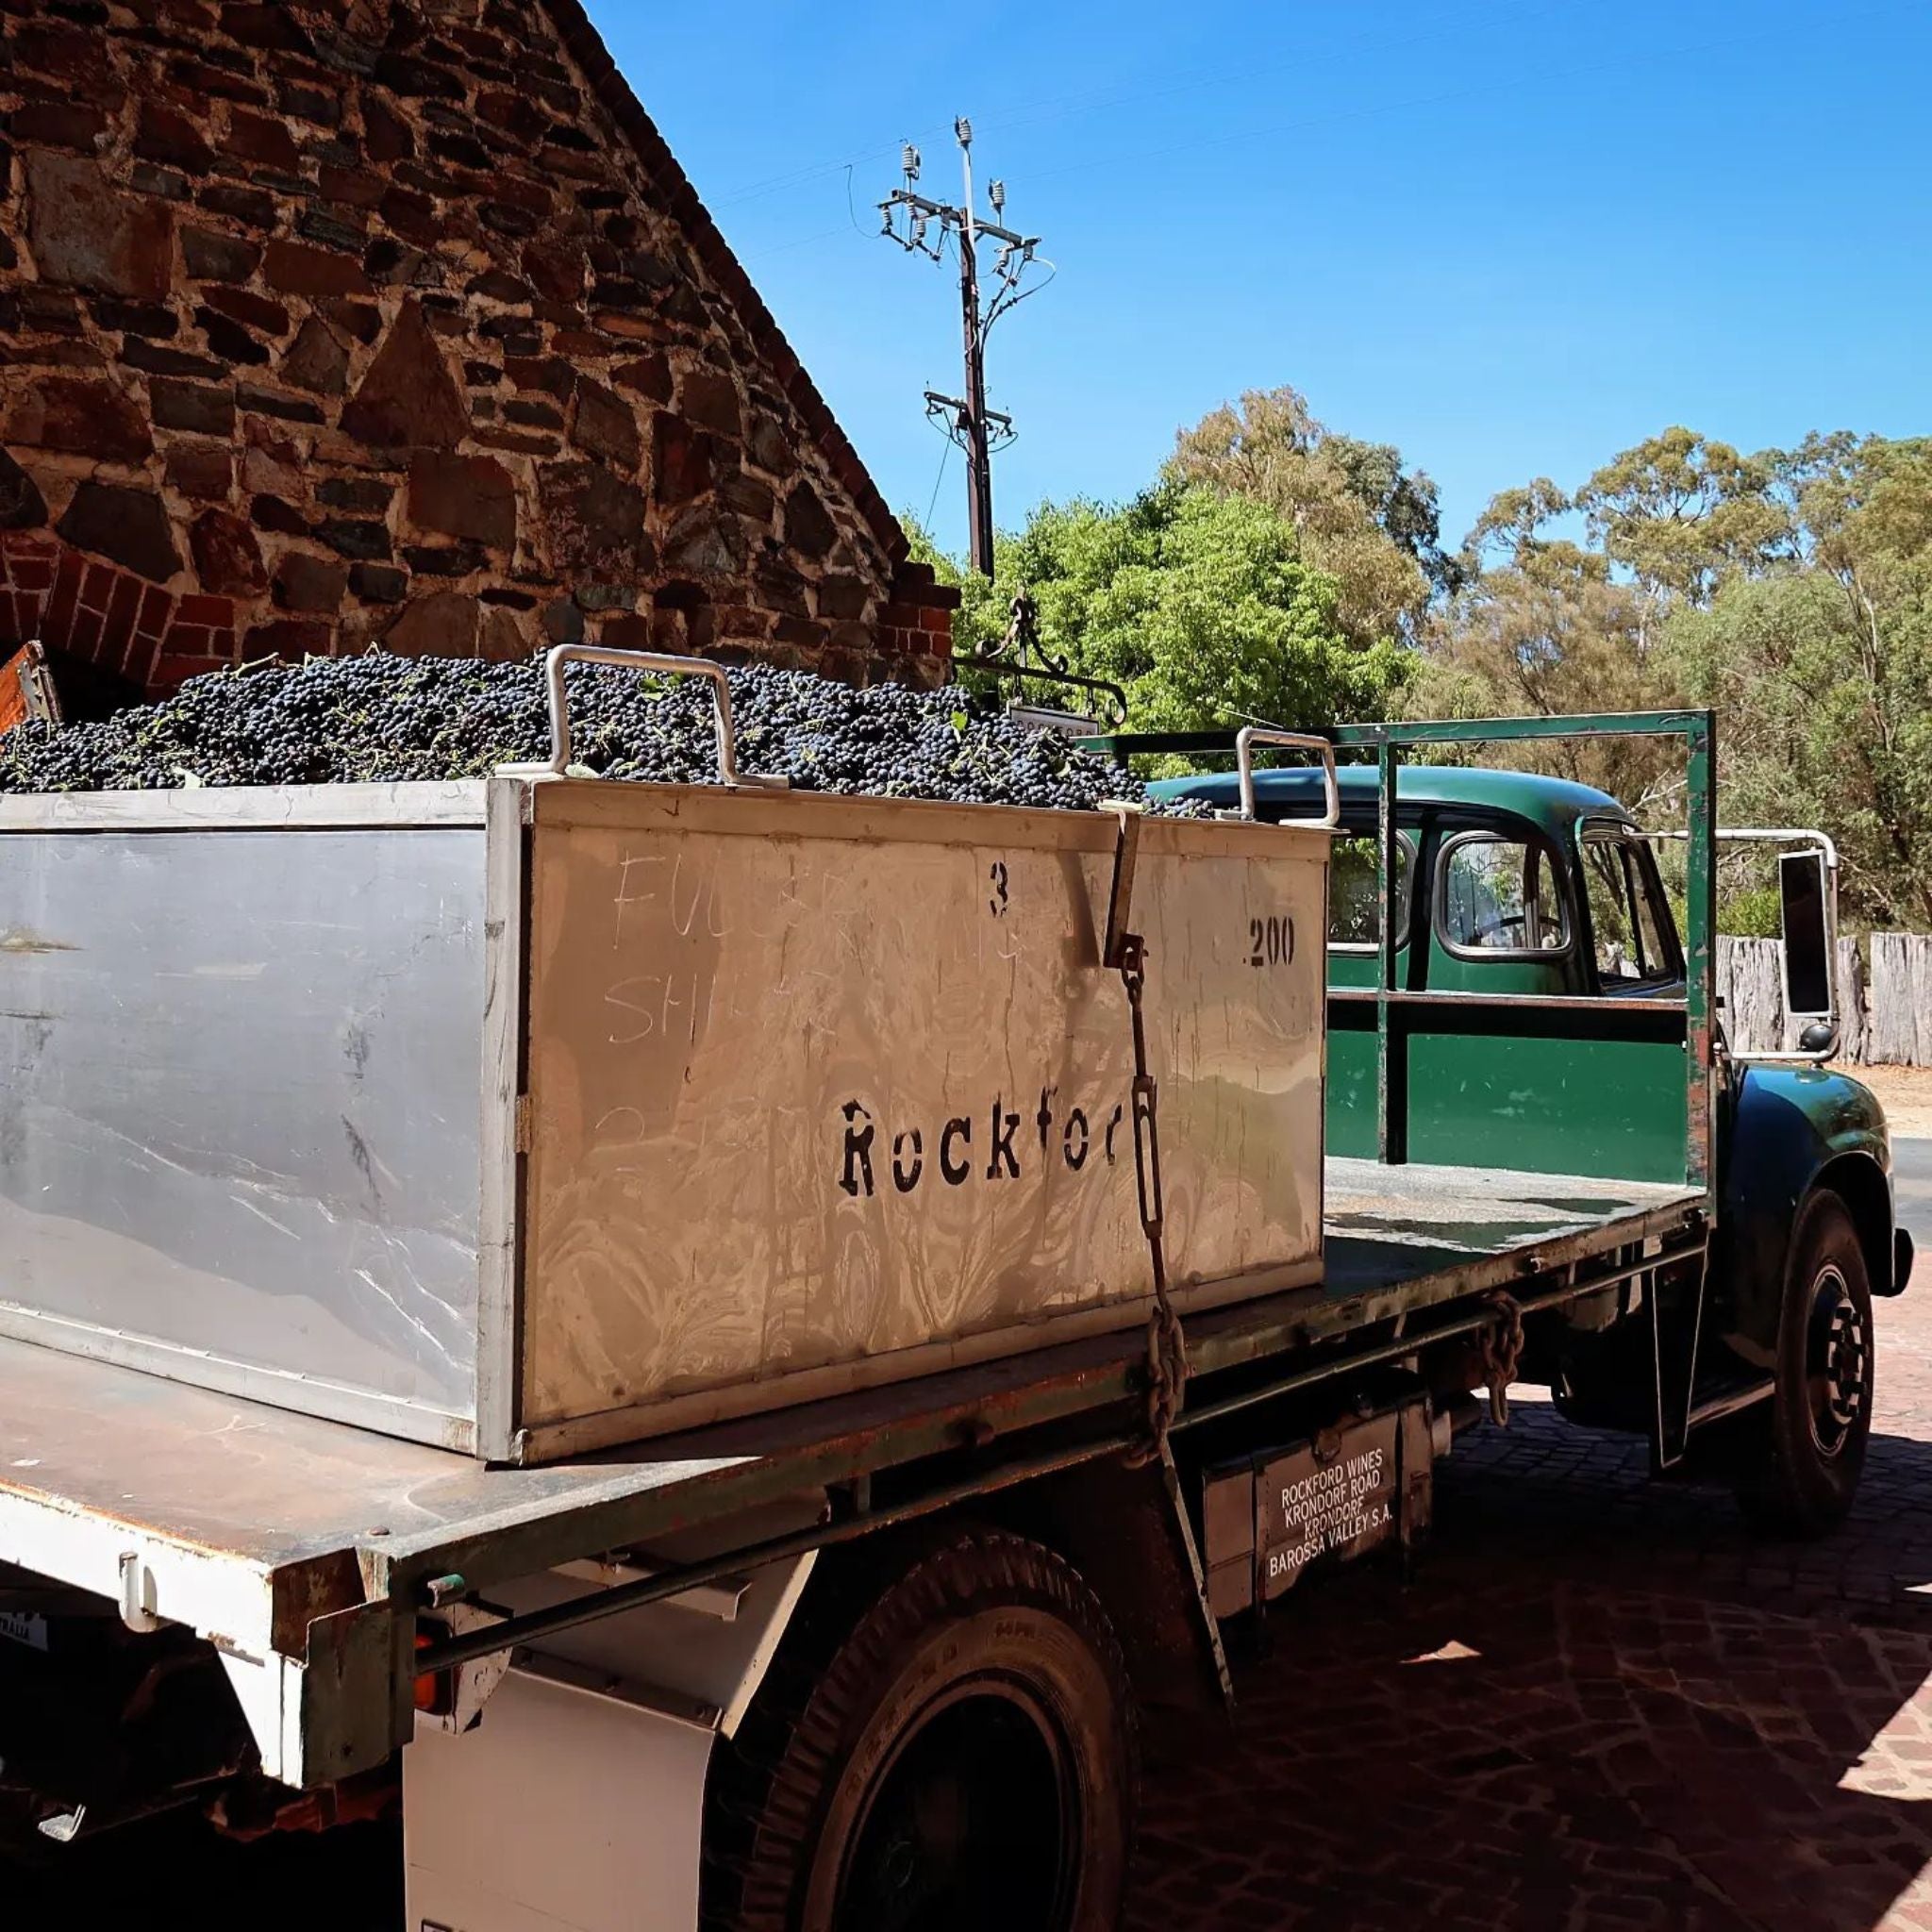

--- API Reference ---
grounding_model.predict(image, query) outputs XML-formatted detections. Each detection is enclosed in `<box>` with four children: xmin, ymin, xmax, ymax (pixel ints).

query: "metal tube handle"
<box><xmin>1646</xmin><ymin>825</ymin><xmax>1840</xmax><ymax>1063</ymax></box>
<box><xmin>536</xmin><ymin>645</ymin><xmax>786</xmax><ymax>788</ymax></box>
<box><xmin>1221</xmin><ymin>726</ymin><xmax>1341</xmax><ymax>826</ymax></box>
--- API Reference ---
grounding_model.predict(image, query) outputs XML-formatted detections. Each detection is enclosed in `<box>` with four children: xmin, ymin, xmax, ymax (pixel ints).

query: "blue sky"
<box><xmin>595</xmin><ymin>0</ymin><xmax>1929</xmax><ymax>561</ymax></box>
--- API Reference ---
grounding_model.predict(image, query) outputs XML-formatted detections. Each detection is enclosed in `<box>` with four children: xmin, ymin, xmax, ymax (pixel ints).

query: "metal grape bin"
<box><xmin>0</xmin><ymin>659</ymin><xmax>1332</xmax><ymax>1462</ymax></box>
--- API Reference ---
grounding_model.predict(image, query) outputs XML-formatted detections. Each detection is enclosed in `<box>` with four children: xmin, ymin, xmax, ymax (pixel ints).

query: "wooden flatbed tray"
<box><xmin>0</xmin><ymin>1157</ymin><xmax>1702</xmax><ymax>1664</ymax></box>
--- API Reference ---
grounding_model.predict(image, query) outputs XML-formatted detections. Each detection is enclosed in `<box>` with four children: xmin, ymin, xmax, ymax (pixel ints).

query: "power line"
<box><xmin>736</xmin><ymin>7</ymin><xmax>1844</xmax><ymax>270</ymax></box>
<box><xmin>960</xmin><ymin>0</ymin><xmax>1560</xmax><ymax>146</ymax></box>
<box><xmin>878</xmin><ymin>119</ymin><xmax>1048</xmax><ymax>577</ymax></box>
<box><xmin>924</xmin><ymin>440</ymin><xmax>953</xmax><ymax>532</ymax></box>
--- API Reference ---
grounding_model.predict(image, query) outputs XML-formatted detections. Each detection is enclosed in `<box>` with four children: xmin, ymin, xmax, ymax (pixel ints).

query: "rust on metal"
<box><xmin>0</xmin><ymin>641</ymin><xmax>60</xmax><ymax>742</ymax></box>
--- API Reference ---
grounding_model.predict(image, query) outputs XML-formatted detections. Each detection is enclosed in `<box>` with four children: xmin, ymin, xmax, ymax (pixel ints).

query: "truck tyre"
<box><xmin>703</xmin><ymin>1526</ymin><xmax>1136</xmax><ymax>1932</ymax></box>
<box><xmin>1735</xmin><ymin>1191</ymin><xmax>1874</xmax><ymax>1537</ymax></box>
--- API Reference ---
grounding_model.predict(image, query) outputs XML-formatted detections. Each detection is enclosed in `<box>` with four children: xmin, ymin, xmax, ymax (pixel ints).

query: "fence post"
<box><xmin>1909</xmin><ymin>938</ymin><xmax>1932</xmax><ymax>1070</ymax></box>
<box><xmin>1871</xmin><ymin>934</ymin><xmax>1916</xmax><ymax>1066</ymax></box>
<box><xmin>1836</xmin><ymin>937</ymin><xmax>1867</xmax><ymax>1064</ymax></box>
<box><xmin>1713</xmin><ymin>936</ymin><xmax>1785</xmax><ymax>1056</ymax></box>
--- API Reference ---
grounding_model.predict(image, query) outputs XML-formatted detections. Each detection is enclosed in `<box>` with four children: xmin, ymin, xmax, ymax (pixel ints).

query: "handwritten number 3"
<box><xmin>990</xmin><ymin>860</ymin><xmax>1009</xmax><ymax>918</ymax></box>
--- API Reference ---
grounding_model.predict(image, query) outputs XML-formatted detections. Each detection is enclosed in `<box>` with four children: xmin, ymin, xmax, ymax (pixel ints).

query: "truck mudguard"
<box><xmin>1716</xmin><ymin>1063</ymin><xmax>1900</xmax><ymax>1357</ymax></box>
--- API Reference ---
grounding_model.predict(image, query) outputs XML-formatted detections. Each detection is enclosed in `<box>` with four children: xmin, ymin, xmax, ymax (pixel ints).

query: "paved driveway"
<box><xmin>1893</xmin><ymin>1138</ymin><xmax>1932</xmax><ymax>1252</ymax></box>
<box><xmin>1131</xmin><ymin>1141</ymin><xmax>1932</xmax><ymax>1931</ymax></box>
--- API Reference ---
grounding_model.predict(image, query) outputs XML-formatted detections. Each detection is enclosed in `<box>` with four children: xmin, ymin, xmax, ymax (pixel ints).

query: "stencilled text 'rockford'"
<box><xmin>837</xmin><ymin>1088</ymin><xmax>1126</xmax><ymax>1197</ymax></box>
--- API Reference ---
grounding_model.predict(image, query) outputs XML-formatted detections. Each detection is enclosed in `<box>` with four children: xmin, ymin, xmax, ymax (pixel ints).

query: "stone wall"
<box><xmin>0</xmin><ymin>0</ymin><xmax>957</xmax><ymax>701</ymax></box>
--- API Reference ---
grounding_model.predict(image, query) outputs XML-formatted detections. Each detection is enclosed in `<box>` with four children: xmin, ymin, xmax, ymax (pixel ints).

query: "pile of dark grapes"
<box><xmin>0</xmin><ymin>653</ymin><xmax>1188</xmax><ymax>814</ymax></box>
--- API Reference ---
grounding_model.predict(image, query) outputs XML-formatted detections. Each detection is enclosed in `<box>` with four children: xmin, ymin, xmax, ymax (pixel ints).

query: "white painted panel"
<box><xmin>406</xmin><ymin>1668</ymin><xmax>711</xmax><ymax>1932</ymax></box>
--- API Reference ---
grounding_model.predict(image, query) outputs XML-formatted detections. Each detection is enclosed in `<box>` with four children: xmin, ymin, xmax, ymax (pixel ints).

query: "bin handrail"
<box><xmin>1220</xmin><ymin>727</ymin><xmax>1341</xmax><ymax>827</ymax></box>
<box><xmin>530</xmin><ymin>645</ymin><xmax>786</xmax><ymax>789</ymax></box>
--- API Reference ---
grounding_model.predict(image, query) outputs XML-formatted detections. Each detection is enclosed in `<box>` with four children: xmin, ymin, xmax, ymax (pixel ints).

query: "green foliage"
<box><xmin>1409</xmin><ymin>489</ymin><xmax>1671</xmax><ymax>802</ymax></box>
<box><xmin>1166</xmin><ymin>385</ymin><xmax>1453</xmax><ymax>643</ymax></box>
<box><xmin>904</xmin><ymin>483</ymin><xmax>1409</xmax><ymax>741</ymax></box>
<box><xmin>1575</xmin><ymin>426</ymin><xmax>1791</xmax><ymax>604</ymax></box>
<box><xmin>910</xmin><ymin>398</ymin><xmax>1932</xmax><ymax>932</ymax></box>
<box><xmin>1424</xmin><ymin>428</ymin><xmax>1932</xmax><ymax>928</ymax></box>
<box><xmin>1721</xmin><ymin>886</ymin><xmax>1784</xmax><ymax>940</ymax></box>
<box><xmin>1668</xmin><ymin>516</ymin><xmax>1932</xmax><ymax>929</ymax></box>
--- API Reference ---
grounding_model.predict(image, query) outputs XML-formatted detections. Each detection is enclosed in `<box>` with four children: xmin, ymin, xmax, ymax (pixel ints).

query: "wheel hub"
<box><xmin>837</xmin><ymin>1681</ymin><xmax>1079</xmax><ymax>1932</ymax></box>
<box><xmin>1806</xmin><ymin>1262</ymin><xmax>1867</xmax><ymax>1457</ymax></box>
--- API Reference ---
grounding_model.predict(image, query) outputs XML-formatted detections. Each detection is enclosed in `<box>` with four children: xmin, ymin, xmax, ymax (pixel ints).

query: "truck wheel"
<box><xmin>1735</xmin><ymin>1191</ymin><xmax>1874</xmax><ymax>1537</ymax></box>
<box><xmin>703</xmin><ymin>1527</ymin><xmax>1136</xmax><ymax>1932</ymax></box>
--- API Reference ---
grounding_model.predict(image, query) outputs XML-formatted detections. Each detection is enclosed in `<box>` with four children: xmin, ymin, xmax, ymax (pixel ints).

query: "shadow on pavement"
<box><xmin>4</xmin><ymin>1808</ymin><xmax>401</xmax><ymax>1930</ymax></box>
<box><xmin>11</xmin><ymin>1409</ymin><xmax>1932</xmax><ymax>1932</ymax></box>
<box><xmin>1131</xmin><ymin>1407</ymin><xmax>1932</xmax><ymax>1932</ymax></box>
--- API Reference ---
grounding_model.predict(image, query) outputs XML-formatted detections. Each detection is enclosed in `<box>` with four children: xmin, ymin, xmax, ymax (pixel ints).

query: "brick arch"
<box><xmin>0</xmin><ymin>531</ymin><xmax>234</xmax><ymax>698</ymax></box>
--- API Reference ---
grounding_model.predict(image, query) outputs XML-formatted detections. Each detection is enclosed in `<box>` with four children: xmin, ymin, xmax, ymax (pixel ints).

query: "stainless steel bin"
<box><xmin>0</xmin><ymin>754</ymin><xmax>1328</xmax><ymax>1459</ymax></box>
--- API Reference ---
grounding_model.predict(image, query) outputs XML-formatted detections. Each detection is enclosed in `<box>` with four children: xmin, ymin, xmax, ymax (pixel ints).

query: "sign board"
<box><xmin>1201</xmin><ymin>1398</ymin><xmax>1434</xmax><ymax>1618</ymax></box>
<box><xmin>0</xmin><ymin>1608</ymin><xmax>50</xmax><ymax>1652</ymax></box>
<box><xmin>1256</xmin><ymin>1413</ymin><xmax>1400</xmax><ymax>1598</ymax></box>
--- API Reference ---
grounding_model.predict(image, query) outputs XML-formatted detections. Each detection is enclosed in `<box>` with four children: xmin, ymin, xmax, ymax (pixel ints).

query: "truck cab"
<box><xmin>1165</xmin><ymin>765</ymin><xmax>1691</xmax><ymax>1168</ymax></box>
<box><xmin>1158</xmin><ymin>756</ymin><xmax>1910</xmax><ymax>1528</ymax></box>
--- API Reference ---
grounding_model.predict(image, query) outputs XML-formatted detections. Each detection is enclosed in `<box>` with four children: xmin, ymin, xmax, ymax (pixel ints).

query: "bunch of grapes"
<box><xmin>0</xmin><ymin>654</ymin><xmax>1195</xmax><ymax>815</ymax></box>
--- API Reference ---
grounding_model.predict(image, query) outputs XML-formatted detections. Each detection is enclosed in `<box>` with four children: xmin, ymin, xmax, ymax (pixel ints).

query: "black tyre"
<box><xmin>1735</xmin><ymin>1191</ymin><xmax>1874</xmax><ymax>1537</ymax></box>
<box><xmin>703</xmin><ymin>1527</ymin><xmax>1136</xmax><ymax>1932</ymax></box>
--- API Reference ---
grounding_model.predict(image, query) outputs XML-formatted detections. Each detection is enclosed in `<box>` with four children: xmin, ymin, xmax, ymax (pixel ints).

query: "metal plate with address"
<box><xmin>1257</xmin><ymin>1412</ymin><xmax>1400</xmax><ymax>1598</ymax></box>
<box><xmin>0</xmin><ymin>1608</ymin><xmax>49</xmax><ymax>1653</ymax></box>
<box><xmin>1202</xmin><ymin>1397</ymin><xmax>1434</xmax><ymax>1618</ymax></box>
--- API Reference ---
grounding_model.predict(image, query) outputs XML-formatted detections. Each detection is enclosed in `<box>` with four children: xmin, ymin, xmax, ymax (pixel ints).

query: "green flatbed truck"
<box><xmin>1154</xmin><ymin>723</ymin><xmax>1908</xmax><ymax>1538</ymax></box>
<box><xmin>0</xmin><ymin>703</ymin><xmax>1908</xmax><ymax>1931</ymax></box>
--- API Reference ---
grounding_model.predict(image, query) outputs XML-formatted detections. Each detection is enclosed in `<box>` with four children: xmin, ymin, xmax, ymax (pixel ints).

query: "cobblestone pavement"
<box><xmin>1130</xmin><ymin>1278</ymin><xmax>1932</xmax><ymax>1932</ymax></box>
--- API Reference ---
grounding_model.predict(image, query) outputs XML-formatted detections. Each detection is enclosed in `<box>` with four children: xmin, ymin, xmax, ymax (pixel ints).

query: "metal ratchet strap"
<box><xmin>1480</xmin><ymin>1290</ymin><xmax>1526</xmax><ymax>1425</ymax></box>
<box><xmin>1117</xmin><ymin>932</ymin><xmax>1188</xmax><ymax>1465</ymax></box>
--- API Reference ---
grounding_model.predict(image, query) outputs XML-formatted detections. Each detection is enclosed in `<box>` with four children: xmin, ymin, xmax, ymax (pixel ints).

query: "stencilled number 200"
<box><xmin>1249</xmin><ymin>915</ymin><xmax>1295</xmax><ymax>967</ymax></box>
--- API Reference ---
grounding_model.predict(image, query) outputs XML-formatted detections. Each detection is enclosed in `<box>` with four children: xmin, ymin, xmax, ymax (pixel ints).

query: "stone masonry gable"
<box><xmin>0</xmin><ymin>0</ymin><xmax>958</xmax><ymax>699</ymax></box>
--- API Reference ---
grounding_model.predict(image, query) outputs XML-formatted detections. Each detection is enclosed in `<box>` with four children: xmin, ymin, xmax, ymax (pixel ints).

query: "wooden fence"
<box><xmin>1717</xmin><ymin>934</ymin><xmax>1932</xmax><ymax>1064</ymax></box>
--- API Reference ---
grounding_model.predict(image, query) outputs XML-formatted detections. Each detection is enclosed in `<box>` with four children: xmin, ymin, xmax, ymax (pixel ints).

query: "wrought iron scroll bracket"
<box><xmin>953</xmin><ymin>593</ymin><xmax>1129</xmax><ymax>729</ymax></box>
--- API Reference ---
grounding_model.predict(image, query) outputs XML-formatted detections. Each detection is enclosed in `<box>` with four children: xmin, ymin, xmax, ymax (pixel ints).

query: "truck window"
<box><xmin>1582</xmin><ymin>832</ymin><xmax>1678</xmax><ymax>985</ymax></box>
<box><xmin>1437</xmin><ymin>832</ymin><xmax>1569</xmax><ymax>957</ymax></box>
<box><xmin>1328</xmin><ymin>833</ymin><xmax>1414</xmax><ymax>947</ymax></box>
